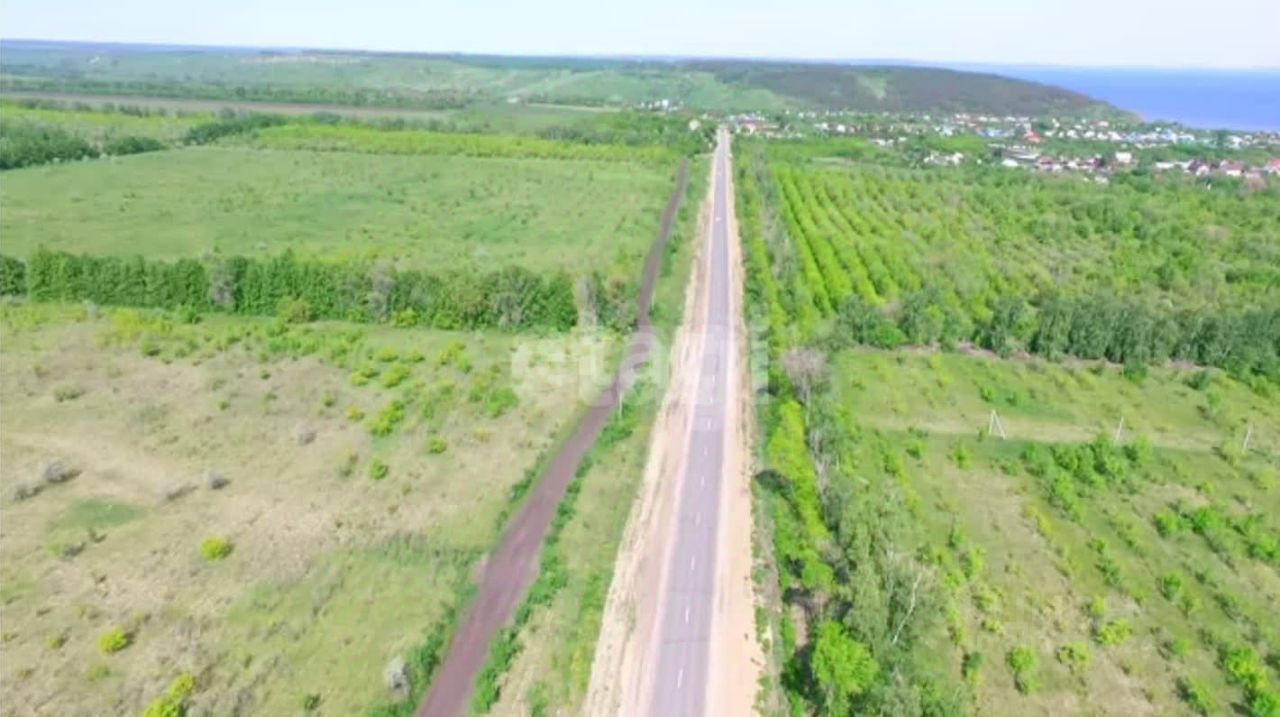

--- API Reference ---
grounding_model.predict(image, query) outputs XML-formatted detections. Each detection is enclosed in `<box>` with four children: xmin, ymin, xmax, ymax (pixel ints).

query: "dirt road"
<box><xmin>414</xmin><ymin>159</ymin><xmax>688</xmax><ymax>717</ymax></box>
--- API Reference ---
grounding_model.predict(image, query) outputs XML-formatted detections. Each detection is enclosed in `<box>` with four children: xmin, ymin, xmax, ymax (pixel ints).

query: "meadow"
<box><xmin>0</xmin><ymin>144</ymin><xmax>673</xmax><ymax>272</ymax></box>
<box><xmin>0</xmin><ymin>301</ymin><xmax>617</xmax><ymax>715</ymax></box>
<box><xmin>738</xmin><ymin>137</ymin><xmax>1280</xmax><ymax>716</ymax></box>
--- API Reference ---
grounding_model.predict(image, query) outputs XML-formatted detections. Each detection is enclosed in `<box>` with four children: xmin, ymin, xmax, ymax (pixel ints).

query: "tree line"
<box><xmin>1</xmin><ymin>250</ymin><xmax>605</xmax><ymax>332</ymax></box>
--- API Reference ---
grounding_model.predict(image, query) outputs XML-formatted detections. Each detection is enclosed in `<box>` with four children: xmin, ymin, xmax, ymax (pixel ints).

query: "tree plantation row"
<box><xmin>0</xmin><ymin>98</ymin><xmax>708</xmax><ymax>171</ymax></box>
<box><xmin>759</xmin><ymin>152</ymin><xmax>1280</xmax><ymax>382</ymax></box>
<box><xmin>0</xmin><ymin>251</ymin><xmax>643</xmax><ymax>332</ymax></box>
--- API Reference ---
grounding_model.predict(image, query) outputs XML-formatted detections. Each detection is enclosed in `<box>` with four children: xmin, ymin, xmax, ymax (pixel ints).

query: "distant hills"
<box><xmin>0</xmin><ymin>40</ymin><xmax>1116</xmax><ymax>116</ymax></box>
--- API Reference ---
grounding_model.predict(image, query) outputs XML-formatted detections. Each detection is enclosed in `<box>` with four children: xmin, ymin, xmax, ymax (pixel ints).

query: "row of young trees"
<box><xmin>244</xmin><ymin>122</ymin><xmax>679</xmax><ymax>165</ymax></box>
<box><xmin>766</xmin><ymin>155</ymin><xmax>1280</xmax><ymax>382</ymax></box>
<box><xmin>4</xmin><ymin>250</ymin><xmax>600</xmax><ymax>332</ymax></box>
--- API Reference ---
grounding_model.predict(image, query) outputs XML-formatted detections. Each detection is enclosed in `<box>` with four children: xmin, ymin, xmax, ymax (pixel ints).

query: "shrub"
<box><xmin>961</xmin><ymin>651</ymin><xmax>983</xmax><ymax>686</ymax></box>
<box><xmin>1177</xmin><ymin>677</ymin><xmax>1216</xmax><ymax>716</ymax></box>
<box><xmin>951</xmin><ymin>442</ymin><xmax>971</xmax><ymax>469</ymax></box>
<box><xmin>369</xmin><ymin>399</ymin><xmax>407</xmax><ymax>437</ymax></box>
<box><xmin>368</xmin><ymin>458</ymin><xmax>389</xmax><ymax>480</ymax></box>
<box><xmin>53</xmin><ymin>384</ymin><xmax>86</xmax><ymax>402</ymax></box>
<box><xmin>141</xmin><ymin>673</ymin><xmax>196</xmax><ymax>717</ymax></box>
<box><xmin>200</xmin><ymin>536</ymin><xmax>233</xmax><ymax>561</ymax></box>
<box><xmin>1158</xmin><ymin>573</ymin><xmax>1184</xmax><ymax>601</ymax></box>
<box><xmin>103</xmin><ymin>135</ymin><xmax>165</xmax><ymax>156</ymax></box>
<box><xmin>276</xmin><ymin>296</ymin><xmax>312</xmax><ymax>324</ymax></box>
<box><xmin>1162</xmin><ymin>636</ymin><xmax>1193</xmax><ymax>659</ymax></box>
<box><xmin>426</xmin><ymin>436</ymin><xmax>448</xmax><ymax>455</ymax></box>
<box><xmin>98</xmin><ymin>627</ymin><xmax>131</xmax><ymax>654</ymax></box>
<box><xmin>1006</xmin><ymin>645</ymin><xmax>1038</xmax><ymax>694</ymax></box>
<box><xmin>1221</xmin><ymin>646</ymin><xmax>1268</xmax><ymax>693</ymax></box>
<box><xmin>1154</xmin><ymin>511</ymin><xmax>1186</xmax><ymax>538</ymax></box>
<box><xmin>1056</xmin><ymin>641</ymin><xmax>1091</xmax><ymax>675</ymax></box>
<box><xmin>484</xmin><ymin>387</ymin><xmax>519</xmax><ymax>418</ymax></box>
<box><xmin>1248</xmin><ymin>690</ymin><xmax>1280</xmax><ymax>717</ymax></box>
<box><xmin>380</xmin><ymin>364</ymin><xmax>411</xmax><ymax>388</ymax></box>
<box><xmin>1095</xmin><ymin>619</ymin><xmax>1132</xmax><ymax>647</ymax></box>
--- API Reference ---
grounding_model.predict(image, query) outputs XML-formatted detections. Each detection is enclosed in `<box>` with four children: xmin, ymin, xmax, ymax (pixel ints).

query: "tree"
<box><xmin>811</xmin><ymin>620</ymin><xmax>879</xmax><ymax>715</ymax></box>
<box><xmin>781</xmin><ymin>346</ymin><xmax>827</xmax><ymax>407</ymax></box>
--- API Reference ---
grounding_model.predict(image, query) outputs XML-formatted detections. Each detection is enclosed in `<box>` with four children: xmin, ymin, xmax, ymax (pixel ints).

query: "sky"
<box><xmin>2</xmin><ymin>0</ymin><xmax>1279</xmax><ymax>69</ymax></box>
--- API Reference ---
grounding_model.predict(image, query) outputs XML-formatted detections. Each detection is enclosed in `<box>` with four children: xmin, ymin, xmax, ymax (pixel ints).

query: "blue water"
<box><xmin>961</xmin><ymin>66</ymin><xmax>1280</xmax><ymax>131</ymax></box>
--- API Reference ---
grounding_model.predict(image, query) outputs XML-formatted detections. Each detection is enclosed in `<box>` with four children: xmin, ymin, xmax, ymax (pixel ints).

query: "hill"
<box><xmin>0</xmin><ymin>40</ymin><xmax>1116</xmax><ymax>116</ymax></box>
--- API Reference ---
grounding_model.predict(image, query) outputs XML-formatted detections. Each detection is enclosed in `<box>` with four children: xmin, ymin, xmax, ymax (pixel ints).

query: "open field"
<box><xmin>0</xmin><ymin>301</ymin><xmax>613</xmax><ymax>715</ymax></box>
<box><xmin>828</xmin><ymin>351</ymin><xmax>1279</xmax><ymax>715</ymax></box>
<box><xmin>0</xmin><ymin>146</ymin><xmax>674</xmax><ymax>271</ymax></box>
<box><xmin>0</xmin><ymin>100</ymin><xmax>203</xmax><ymax>142</ymax></box>
<box><xmin>1</xmin><ymin>93</ymin><xmax>616</xmax><ymax>134</ymax></box>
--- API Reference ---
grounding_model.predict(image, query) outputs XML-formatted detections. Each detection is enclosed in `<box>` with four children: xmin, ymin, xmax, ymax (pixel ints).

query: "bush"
<box><xmin>1095</xmin><ymin>619</ymin><xmax>1132</xmax><ymax>647</ymax></box>
<box><xmin>103</xmin><ymin>135</ymin><xmax>165</xmax><ymax>156</ymax></box>
<box><xmin>276</xmin><ymin>296</ymin><xmax>312</xmax><ymax>324</ymax></box>
<box><xmin>368</xmin><ymin>458</ymin><xmax>389</xmax><ymax>480</ymax></box>
<box><xmin>426</xmin><ymin>436</ymin><xmax>448</xmax><ymax>455</ymax></box>
<box><xmin>961</xmin><ymin>651</ymin><xmax>983</xmax><ymax>686</ymax></box>
<box><xmin>1006</xmin><ymin>646</ymin><xmax>1038</xmax><ymax>694</ymax></box>
<box><xmin>1177</xmin><ymin>677</ymin><xmax>1216</xmax><ymax>716</ymax></box>
<box><xmin>1056</xmin><ymin>641</ymin><xmax>1091</xmax><ymax>675</ymax></box>
<box><xmin>98</xmin><ymin>626</ymin><xmax>131</xmax><ymax>654</ymax></box>
<box><xmin>200</xmin><ymin>536</ymin><xmax>233</xmax><ymax>561</ymax></box>
<box><xmin>0</xmin><ymin>118</ymin><xmax>98</xmax><ymax>169</ymax></box>
<box><xmin>141</xmin><ymin>673</ymin><xmax>196</xmax><ymax>717</ymax></box>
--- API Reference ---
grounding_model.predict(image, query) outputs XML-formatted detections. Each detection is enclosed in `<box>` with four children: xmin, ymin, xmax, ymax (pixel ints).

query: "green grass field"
<box><xmin>0</xmin><ymin>146</ymin><xmax>674</xmax><ymax>272</ymax></box>
<box><xmin>0</xmin><ymin>302</ymin><xmax>615</xmax><ymax>715</ymax></box>
<box><xmin>830</xmin><ymin>350</ymin><xmax>1279</xmax><ymax>715</ymax></box>
<box><xmin>0</xmin><ymin>100</ymin><xmax>204</xmax><ymax>141</ymax></box>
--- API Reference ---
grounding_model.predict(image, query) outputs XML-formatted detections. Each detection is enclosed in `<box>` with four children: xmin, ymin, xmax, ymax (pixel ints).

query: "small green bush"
<box><xmin>141</xmin><ymin>673</ymin><xmax>196</xmax><ymax>717</ymax></box>
<box><xmin>368</xmin><ymin>459</ymin><xmax>389</xmax><ymax>480</ymax></box>
<box><xmin>1178</xmin><ymin>677</ymin><xmax>1216</xmax><ymax>716</ymax></box>
<box><xmin>276</xmin><ymin>296</ymin><xmax>312</xmax><ymax>324</ymax></box>
<box><xmin>1095</xmin><ymin>619</ymin><xmax>1132</xmax><ymax>647</ymax></box>
<box><xmin>961</xmin><ymin>651</ymin><xmax>983</xmax><ymax>686</ymax></box>
<box><xmin>53</xmin><ymin>384</ymin><xmax>86</xmax><ymax>402</ymax></box>
<box><xmin>98</xmin><ymin>626</ymin><xmax>131</xmax><ymax>654</ymax></box>
<box><xmin>1006</xmin><ymin>645</ymin><xmax>1038</xmax><ymax>694</ymax></box>
<box><xmin>426</xmin><ymin>436</ymin><xmax>448</xmax><ymax>455</ymax></box>
<box><xmin>200</xmin><ymin>536</ymin><xmax>232</xmax><ymax>561</ymax></box>
<box><xmin>1056</xmin><ymin>641</ymin><xmax>1091</xmax><ymax>675</ymax></box>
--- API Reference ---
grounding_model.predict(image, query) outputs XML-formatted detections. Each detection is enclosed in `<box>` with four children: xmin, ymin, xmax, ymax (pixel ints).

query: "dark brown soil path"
<box><xmin>416</xmin><ymin>158</ymin><xmax>691</xmax><ymax>717</ymax></box>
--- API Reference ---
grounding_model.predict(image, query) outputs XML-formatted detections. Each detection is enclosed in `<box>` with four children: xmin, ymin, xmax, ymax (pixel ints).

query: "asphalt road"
<box><xmin>649</xmin><ymin>128</ymin><xmax>734</xmax><ymax>716</ymax></box>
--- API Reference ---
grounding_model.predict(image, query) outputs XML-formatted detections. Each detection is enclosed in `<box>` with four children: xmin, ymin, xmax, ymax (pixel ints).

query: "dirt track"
<box><xmin>415</xmin><ymin>159</ymin><xmax>690</xmax><ymax>717</ymax></box>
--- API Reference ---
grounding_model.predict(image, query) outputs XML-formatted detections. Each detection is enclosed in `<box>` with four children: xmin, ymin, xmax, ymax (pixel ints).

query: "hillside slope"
<box><xmin>0</xmin><ymin>40</ymin><xmax>1115</xmax><ymax>116</ymax></box>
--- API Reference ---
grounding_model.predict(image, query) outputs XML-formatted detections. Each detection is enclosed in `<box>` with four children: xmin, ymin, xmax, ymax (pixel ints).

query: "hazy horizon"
<box><xmin>4</xmin><ymin>37</ymin><xmax>1280</xmax><ymax>74</ymax></box>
